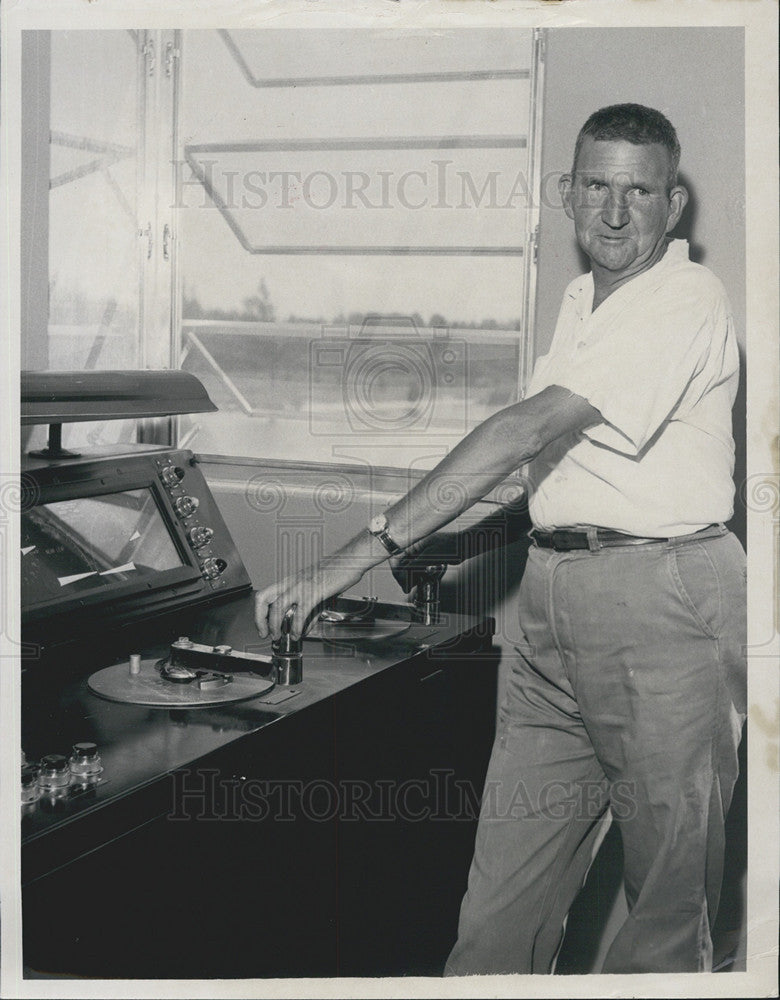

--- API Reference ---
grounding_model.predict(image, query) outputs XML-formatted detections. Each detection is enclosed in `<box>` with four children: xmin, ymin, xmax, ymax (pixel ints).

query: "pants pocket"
<box><xmin>667</xmin><ymin>541</ymin><xmax>722</xmax><ymax>640</ymax></box>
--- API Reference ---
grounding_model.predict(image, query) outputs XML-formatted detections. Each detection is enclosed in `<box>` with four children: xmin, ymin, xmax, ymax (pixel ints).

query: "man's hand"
<box><xmin>255</xmin><ymin>386</ymin><xmax>598</xmax><ymax>641</ymax></box>
<box><xmin>254</xmin><ymin>557</ymin><xmax>366</xmax><ymax>641</ymax></box>
<box><xmin>389</xmin><ymin>531</ymin><xmax>458</xmax><ymax>593</ymax></box>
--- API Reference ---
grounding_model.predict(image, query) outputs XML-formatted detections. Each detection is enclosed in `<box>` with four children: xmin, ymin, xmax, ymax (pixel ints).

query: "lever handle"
<box><xmin>271</xmin><ymin>607</ymin><xmax>303</xmax><ymax>686</ymax></box>
<box><xmin>413</xmin><ymin>564</ymin><xmax>447</xmax><ymax>624</ymax></box>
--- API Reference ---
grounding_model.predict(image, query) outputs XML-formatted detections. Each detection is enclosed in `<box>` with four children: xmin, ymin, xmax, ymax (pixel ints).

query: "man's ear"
<box><xmin>665</xmin><ymin>185</ymin><xmax>689</xmax><ymax>233</ymax></box>
<box><xmin>559</xmin><ymin>173</ymin><xmax>575</xmax><ymax>220</ymax></box>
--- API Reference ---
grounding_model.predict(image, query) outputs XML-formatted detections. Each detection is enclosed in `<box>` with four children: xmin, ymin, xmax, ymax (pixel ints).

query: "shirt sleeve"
<box><xmin>545</xmin><ymin>271</ymin><xmax>732</xmax><ymax>456</ymax></box>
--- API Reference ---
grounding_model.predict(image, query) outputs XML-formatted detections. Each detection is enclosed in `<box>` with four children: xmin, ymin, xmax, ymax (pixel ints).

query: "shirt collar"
<box><xmin>567</xmin><ymin>238</ymin><xmax>691</xmax><ymax>307</ymax></box>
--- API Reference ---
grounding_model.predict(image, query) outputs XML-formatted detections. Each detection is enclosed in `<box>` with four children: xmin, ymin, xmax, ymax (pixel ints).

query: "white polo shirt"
<box><xmin>526</xmin><ymin>240</ymin><xmax>739</xmax><ymax>536</ymax></box>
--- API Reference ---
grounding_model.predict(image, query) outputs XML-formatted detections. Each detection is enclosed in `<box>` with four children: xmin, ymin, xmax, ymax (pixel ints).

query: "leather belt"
<box><xmin>529</xmin><ymin>523</ymin><xmax>724</xmax><ymax>552</ymax></box>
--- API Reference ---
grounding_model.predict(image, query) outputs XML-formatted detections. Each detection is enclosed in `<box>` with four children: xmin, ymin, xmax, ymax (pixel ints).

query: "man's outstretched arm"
<box><xmin>255</xmin><ymin>384</ymin><xmax>601</xmax><ymax>639</ymax></box>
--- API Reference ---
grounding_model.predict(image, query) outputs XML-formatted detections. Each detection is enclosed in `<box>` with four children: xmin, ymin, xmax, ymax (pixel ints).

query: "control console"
<box><xmin>20</xmin><ymin>445</ymin><xmax>252</xmax><ymax>651</ymax></box>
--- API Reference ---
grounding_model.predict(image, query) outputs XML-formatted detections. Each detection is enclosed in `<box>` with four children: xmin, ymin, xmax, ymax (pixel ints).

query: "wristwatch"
<box><xmin>368</xmin><ymin>513</ymin><xmax>403</xmax><ymax>556</ymax></box>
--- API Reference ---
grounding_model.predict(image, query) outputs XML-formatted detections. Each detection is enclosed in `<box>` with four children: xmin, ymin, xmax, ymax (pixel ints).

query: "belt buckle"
<box><xmin>552</xmin><ymin>530</ymin><xmax>589</xmax><ymax>551</ymax></box>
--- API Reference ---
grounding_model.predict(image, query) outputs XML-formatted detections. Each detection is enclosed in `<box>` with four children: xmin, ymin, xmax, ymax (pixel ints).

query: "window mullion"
<box><xmin>520</xmin><ymin>27</ymin><xmax>546</xmax><ymax>395</ymax></box>
<box><xmin>138</xmin><ymin>29</ymin><xmax>179</xmax><ymax>444</ymax></box>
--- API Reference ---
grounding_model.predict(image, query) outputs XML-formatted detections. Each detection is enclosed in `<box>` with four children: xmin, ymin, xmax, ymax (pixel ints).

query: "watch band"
<box><xmin>368</xmin><ymin>514</ymin><xmax>403</xmax><ymax>556</ymax></box>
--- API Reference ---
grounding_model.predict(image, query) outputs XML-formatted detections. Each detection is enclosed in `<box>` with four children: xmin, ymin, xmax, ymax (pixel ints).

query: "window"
<box><xmin>177</xmin><ymin>29</ymin><xmax>543</xmax><ymax>469</ymax></box>
<box><xmin>22</xmin><ymin>29</ymin><xmax>179</xmax><ymax>452</ymax></box>
<box><xmin>22</xmin><ymin>28</ymin><xmax>544</xmax><ymax>469</ymax></box>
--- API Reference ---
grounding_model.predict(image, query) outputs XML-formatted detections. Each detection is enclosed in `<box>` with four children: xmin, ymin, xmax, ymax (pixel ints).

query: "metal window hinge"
<box><xmin>142</xmin><ymin>38</ymin><xmax>155</xmax><ymax>76</ymax></box>
<box><xmin>163</xmin><ymin>224</ymin><xmax>173</xmax><ymax>261</ymax></box>
<box><xmin>536</xmin><ymin>29</ymin><xmax>547</xmax><ymax>63</ymax></box>
<box><xmin>140</xmin><ymin>222</ymin><xmax>153</xmax><ymax>259</ymax></box>
<box><xmin>165</xmin><ymin>42</ymin><xmax>181</xmax><ymax>77</ymax></box>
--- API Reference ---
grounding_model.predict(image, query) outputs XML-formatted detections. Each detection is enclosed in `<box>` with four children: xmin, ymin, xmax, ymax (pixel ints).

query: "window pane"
<box><xmin>177</xmin><ymin>28</ymin><xmax>534</xmax><ymax>468</ymax></box>
<box><xmin>31</xmin><ymin>30</ymin><xmax>142</xmax><ymax>452</ymax></box>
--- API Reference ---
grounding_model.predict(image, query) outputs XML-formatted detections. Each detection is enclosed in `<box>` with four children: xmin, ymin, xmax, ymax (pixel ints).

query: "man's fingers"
<box><xmin>290</xmin><ymin>602</ymin><xmax>307</xmax><ymax>641</ymax></box>
<box><xmin>255</xmin><ymin>563</ymin><xmax>355</xmax><ymax>640</ymax></box>
<box><xmin>254</xmin><ymin>585</ymin><xmax>279</xmax><ymax>637</ymax></box>
<box><xmin>268</xmin><ymin>594</ymin><xmax>290</xmax><ymax>640</ymax></box>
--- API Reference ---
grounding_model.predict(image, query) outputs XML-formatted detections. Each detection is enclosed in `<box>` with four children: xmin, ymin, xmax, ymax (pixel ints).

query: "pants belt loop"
<box><xmin>586</xmin><ymin>526</ymin><xmax>601</xmax><ymax>552</ymax></box>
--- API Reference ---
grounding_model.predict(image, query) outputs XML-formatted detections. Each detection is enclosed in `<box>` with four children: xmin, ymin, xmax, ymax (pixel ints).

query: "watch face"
<box><xmin>369</xmin><ymin>515</ymin><xmax>386</xmax><ymax>534</ymax></box>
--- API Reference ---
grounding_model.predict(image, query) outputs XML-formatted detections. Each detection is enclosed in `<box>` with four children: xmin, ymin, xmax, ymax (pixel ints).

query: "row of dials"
<box><xmin>22</xmin><ymin>743</ymin><xmax>103</xmax><ymax>808</ymax></box>
<box><xmin>158</xmin><ymin>462</ymin><xmax>227</xmax><ymax>583</ymax></box>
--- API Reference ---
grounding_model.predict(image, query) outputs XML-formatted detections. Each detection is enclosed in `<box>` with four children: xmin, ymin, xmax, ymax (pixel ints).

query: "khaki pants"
<box><xmin>445</xmin><ymin>529</ymin><xmax>747</xmax><ymax>975</ymax></box>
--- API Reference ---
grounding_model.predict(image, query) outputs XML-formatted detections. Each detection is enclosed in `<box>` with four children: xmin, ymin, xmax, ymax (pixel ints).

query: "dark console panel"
<box><xmin>21</xmin><ymin>446</ymin><xmax>251</xmax><ymax>651</ymax></box>
<box><xmin>19</xmin><ymin>442</ymin><xmax>498</xmax><ymax>980</ymax></box>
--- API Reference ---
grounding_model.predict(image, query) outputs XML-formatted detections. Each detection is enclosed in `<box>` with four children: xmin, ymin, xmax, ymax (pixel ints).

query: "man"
<box><xmin>255</xmin><ymin>104</ymin><xmax>746</xmax><ymax>974</ymax></box>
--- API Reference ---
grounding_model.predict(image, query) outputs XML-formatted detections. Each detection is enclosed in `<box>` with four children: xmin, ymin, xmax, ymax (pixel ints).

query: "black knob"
<box><xmin>39</xmin><ymin>754</ymin><xmax>70</xmax><ymax>790</ymax></box>
<box><xmin>40</xmin><ymin>754</ymin><xmax>68</xmax><ymax>773</ymax></box>
<box><xmin>71</xmin><ymin>742</ymin><xmax>98</xmax><ymax>759</ymax></box>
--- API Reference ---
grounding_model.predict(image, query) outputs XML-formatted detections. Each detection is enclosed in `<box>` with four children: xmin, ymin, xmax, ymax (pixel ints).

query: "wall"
<box><xmin>21</xmin><ymin>31</ymin><xmax>50</xmax><ymax>371</ymax></box>
<box><xmin>536</xmin><ymin>27</ymin><xmax>745</xmax><ymax>348</ymax></box>
<box><xmin>536</xmin><ymin>27</ymin><xmax>746</xmax><ymax>544</ymax></box>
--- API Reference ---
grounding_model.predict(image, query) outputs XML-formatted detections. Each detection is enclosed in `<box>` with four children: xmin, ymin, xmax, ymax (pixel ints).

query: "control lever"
<box><xmin>160</xmin><ymin>637</ymin><xmax>273</xmax><ymax>678</ymax></box>
<box><xmin>272</xmin><ymin>608</ymin><xmax>303</xmax><ymax>686</ymax></box>
<box><xmin>412</xmin><ymin>564</ymin><xmax>447</xmax><ymax>625</ymax></box>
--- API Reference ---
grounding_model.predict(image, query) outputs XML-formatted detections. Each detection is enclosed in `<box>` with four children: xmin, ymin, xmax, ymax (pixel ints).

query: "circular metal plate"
<box><xmin>88</xmin><ymin>658</ymin><xmax>275</xmax><ymax>708</ymax></box>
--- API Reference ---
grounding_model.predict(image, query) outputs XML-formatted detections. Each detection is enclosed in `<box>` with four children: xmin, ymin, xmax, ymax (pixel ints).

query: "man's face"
<box><xmin>559</xmin><ymin>137</ymin><xmax>688</xmax><ymax>284</ymax></box>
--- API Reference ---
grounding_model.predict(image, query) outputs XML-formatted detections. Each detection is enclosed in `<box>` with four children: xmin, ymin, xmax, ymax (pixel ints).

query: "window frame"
<box><xmin>22</xmin><ymin>27</ymin><xmax>546</xmax><ymax>469</ymax></box>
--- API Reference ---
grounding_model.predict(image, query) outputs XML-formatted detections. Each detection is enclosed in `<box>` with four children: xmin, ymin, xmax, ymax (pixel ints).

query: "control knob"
<box><xmin>187</xmin><ymin>525</ymin><xmax>214</xmax><ymax>549</ymax></box>
<box><xmin>38</xmin><ymin>754</ymin><xmax>70</xmax><ymax>793</ymax></box>
<box><xmin>68</xmin><ymin>742</ymin><xmax>103</xmax><ymax>781</ymax></box>
<box><xmin>160</xmin><ymin>465</ymin><xmax>185</xmax><ymax>488</ymax></box>
<box><xmin>21</xmin><ymin>763</ymin><xmax>40</xmax><ymax>804</ymax></box>
<box><xmin>201</xmin><ymin>557</ymin><xmax>227</xmax><ymax>580</ymax></box>
<box><xmin>174</xmin><ymin>495</ymin><xmax>200</xmax><ymax>517</ymax></box>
